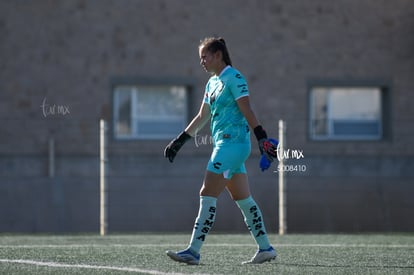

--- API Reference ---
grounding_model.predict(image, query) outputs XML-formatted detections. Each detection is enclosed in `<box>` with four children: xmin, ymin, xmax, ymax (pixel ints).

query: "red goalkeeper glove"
<box><xmin>254</xmin><ymin>125</ymin><xmax>278</xmax><ymax>162</ymax></box>
<box><xmin>259</xmin><ymin>138</ymin><xmax>279</xmax><ymax>171</ymax></box>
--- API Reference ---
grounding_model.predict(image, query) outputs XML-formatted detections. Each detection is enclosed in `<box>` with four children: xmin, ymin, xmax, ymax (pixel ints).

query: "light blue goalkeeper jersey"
<box><xmin>204</xmin><ymin>66</ymin><xmax>250</xmax><ymax>146</ymax></box>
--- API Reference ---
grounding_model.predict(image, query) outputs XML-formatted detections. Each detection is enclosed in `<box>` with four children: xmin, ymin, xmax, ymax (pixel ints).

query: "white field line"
<box><xmin>0</xmin><ymin>243</ymin><xmax>413</xmax><ymax>249</ymax></box>
<box><xmin>0</xmin><ymin>259</ymin><xmax>213</xmax><ymax>275</ymax></box>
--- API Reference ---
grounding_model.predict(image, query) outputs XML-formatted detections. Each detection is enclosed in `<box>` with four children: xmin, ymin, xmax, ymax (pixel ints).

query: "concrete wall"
<box><xmin>0</xmin><ymin>0</ymin><xmax>413</xmax><ymax>233</ymax></box>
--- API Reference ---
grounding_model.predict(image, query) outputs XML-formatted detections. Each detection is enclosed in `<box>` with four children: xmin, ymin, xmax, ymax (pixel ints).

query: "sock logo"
<box><xmin>197</xmin><ymin>206</ymin><xmax>216</xmax><ymax>241</ymax></box>
<box><xmin>249</xmin><ymin>205</ymin><xmax>266</xmax><ymax>237</ymax></box>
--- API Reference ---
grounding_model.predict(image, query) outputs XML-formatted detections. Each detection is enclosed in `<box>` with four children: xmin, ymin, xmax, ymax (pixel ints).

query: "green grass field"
<box><xmin>0</xmin><ymin>233</ymin><xmax>413</xmax><ymax>274</ymax></box>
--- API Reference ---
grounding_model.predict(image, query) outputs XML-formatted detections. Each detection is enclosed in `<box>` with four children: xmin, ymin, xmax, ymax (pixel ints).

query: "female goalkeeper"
<box><xmin>164</xmin><ymin>37</ymin><xmax>277</xmax><ymax>265</ymax></box>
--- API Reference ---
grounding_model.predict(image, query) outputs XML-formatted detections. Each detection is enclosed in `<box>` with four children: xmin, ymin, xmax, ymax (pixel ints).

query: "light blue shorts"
<box><xmin>207</xmin><ymin>143</ymin><xmax>251</xmax><ymax>179</ymax></box>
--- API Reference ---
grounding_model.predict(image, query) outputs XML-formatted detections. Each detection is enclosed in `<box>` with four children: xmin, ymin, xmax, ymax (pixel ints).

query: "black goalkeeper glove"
<box><xmin>254</xmin><ymin>125</ymin><xmax>278</xmax><ymax>162</ymax></box>
<box><xmin>164</xmin><ymin>131</ymin><xmax>192</xmax><ymax>163</ymax></box>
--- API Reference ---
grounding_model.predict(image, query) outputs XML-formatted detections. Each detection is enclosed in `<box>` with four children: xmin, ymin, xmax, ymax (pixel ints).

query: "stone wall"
<box><xmin>0</xmin><ymin>0</ymin><xmax>413</xmax><ymax>233</ymax></box>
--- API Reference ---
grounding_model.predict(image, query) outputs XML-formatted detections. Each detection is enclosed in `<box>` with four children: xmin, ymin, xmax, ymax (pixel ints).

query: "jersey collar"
<box><xmin>218</xmin><ymin>65</ymin><xmax>231</xmax><ymax>77</ymax></box>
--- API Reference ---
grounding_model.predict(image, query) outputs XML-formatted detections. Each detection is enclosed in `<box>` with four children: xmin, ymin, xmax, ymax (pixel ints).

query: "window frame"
<box><xmin>307</xmin><ymin>79</ymin><xmax>391</xmax><ymax>141</ymax></box>
<box><xmin>111</xmin><ymin>77</ymin><xmax>194</xmax><ymax>141</ymax></box>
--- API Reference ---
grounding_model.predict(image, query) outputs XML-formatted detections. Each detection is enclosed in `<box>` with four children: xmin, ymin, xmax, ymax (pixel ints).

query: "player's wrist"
<box><xmin>253</xmin><ymin>125</ymin><xmax>267</xmax><ymax>141</ymax></box>
<box><xmin>177</xmin><ymin>131</ymin><xmax>192</xmax><ymax>143</ymax></box>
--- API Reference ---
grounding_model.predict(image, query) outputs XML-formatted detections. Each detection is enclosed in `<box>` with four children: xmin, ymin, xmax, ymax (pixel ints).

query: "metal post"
<box><xmin>278</xmin><ymin>120</ymin><xmax>287</xmax><ymax>235</ymax></box>
<box><xmin>48</xmin><ymin>137</ymin><xmax>55</xmax><ymax>178</ymax></box>
<box><xmin>100</xmin><ymin>119</ymin><xmax>108</xmax><ymax>236</ymax></box>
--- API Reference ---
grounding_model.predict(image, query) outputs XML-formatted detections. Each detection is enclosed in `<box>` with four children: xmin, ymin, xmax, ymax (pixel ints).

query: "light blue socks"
<box><xmin>188</xmin><ymin>195</ymin><xmax>270</xmax><ymax>254</ymax></box>
<box><xmin>188</xmin><ymin>196</ymin><xmax>217</xmax><ymax>254</ymax></box>
<box><xmin>236</xmin><ymin>196</ymin><xmax>271</xmax><ymax>250</ymax></box>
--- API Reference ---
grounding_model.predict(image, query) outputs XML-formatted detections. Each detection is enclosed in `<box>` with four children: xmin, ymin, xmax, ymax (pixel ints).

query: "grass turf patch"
<box><xmin>0</xmin><ymin>234</ymin><xmax>413</xmax><ymax>274</ymax></box>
